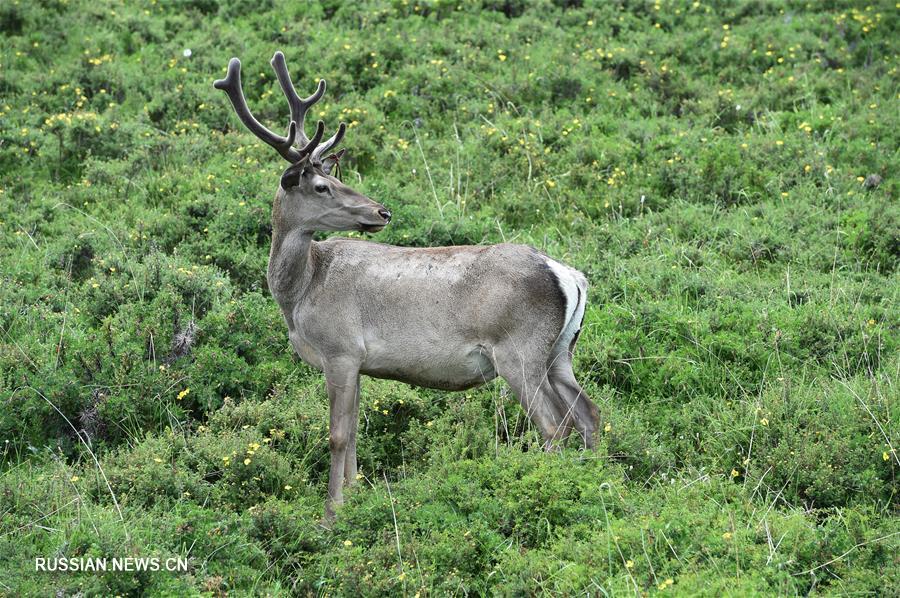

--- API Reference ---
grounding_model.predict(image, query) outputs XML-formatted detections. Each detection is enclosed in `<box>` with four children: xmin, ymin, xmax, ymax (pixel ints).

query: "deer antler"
<box><xmin>214</xmin><ymin>55</ymin><xmax>327</xmax><ymax>163</ymax></box>
<box><xmin>311</xmin><ymin>122</ymin><xmax>347</xmax><ymax>165</ymax></box>
<box><xmin>270</xmin><ymin>51</ymin><xmax>347</xmax><ymax>166</ymax></box>
<box><xmin>270</xmin><ymin>52</ymin><xmax>326</xmax><ymax>150</ymax></box>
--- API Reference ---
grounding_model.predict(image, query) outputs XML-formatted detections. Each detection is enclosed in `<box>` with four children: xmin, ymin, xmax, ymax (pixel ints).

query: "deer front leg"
<box><xmin>324</xmin><ymin>360</ymin><xmax>360</xmax><ymax>522</ymax></box>
<box><xmin>343</xmin><ymin>375</ymin><xmax>361</xmax><ymax>486</ymax></box>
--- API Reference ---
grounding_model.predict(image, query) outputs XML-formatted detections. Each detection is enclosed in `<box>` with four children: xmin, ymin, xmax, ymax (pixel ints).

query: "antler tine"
<box><xmin>270</xmin><ymin>51</ymin><xmax>326</xmax><ymax>150</ymax></box>
<box><xmin>300</xmin><ymin>120</ymin><xmax>326</xmax><ymax>155</ymax></box>
<box><xmin>214</xmin><ymin>57</ymin><xmax>302</xmax><ymax>163</ymax></box>
<box><xmin>311</xmin><ymin>122</ymin><xmax>347</xmax><ymax>163</ymax></box>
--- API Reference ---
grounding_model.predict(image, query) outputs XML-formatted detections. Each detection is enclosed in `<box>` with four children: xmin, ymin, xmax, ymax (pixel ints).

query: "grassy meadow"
<box><xmin>1</xmin><ymin>0</ymin><xmax>898</xmax><ymax>595</ymax></box>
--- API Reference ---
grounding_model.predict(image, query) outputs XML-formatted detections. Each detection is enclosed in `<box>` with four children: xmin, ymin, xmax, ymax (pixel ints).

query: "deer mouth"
<box><xmin>359</xmin><ymin>223</ymin><xmax>386</xmax><ymax>233</ymax></box>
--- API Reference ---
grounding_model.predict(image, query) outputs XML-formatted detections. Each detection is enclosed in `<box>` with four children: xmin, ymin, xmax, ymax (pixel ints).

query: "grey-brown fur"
<box><xmin>216</xmin><ymin>50</ymin><xmax>600</xmax><ymax>521</ymax></box>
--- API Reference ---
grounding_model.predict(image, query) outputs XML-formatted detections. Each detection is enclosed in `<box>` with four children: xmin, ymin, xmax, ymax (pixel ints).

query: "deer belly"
<box><xmin>361</xmin><ymin>343</ymin><xmax>497</xmax><ymax>390</ymax></box>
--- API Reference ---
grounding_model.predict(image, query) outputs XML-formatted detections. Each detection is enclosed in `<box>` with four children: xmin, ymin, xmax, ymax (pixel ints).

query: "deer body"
<box><xmin>271</xmin><ymin>235</ymin><xmax>581</xmax><ymax>390</ymax></box>
<box><xmin>216</xmin><ymin>51</ymin><xmax>600</xmax><ymax>520</ymax></box>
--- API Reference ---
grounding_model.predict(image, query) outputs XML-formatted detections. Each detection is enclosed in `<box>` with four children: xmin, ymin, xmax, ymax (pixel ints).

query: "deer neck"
<box><xmin>267</xmin><ymin>204</ymin><xmax>316</xmax><ymax>324</ymax></box>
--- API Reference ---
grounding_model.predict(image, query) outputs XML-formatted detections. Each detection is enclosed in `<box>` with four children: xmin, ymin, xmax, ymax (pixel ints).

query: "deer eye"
<box><xmin>314</xmin><ymin>184</ymin><xmax>328</xmax><ymax>194</ymax></box>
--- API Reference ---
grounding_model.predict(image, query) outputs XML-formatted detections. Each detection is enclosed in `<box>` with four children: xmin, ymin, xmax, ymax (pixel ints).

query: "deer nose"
<box><xmin>378</xmin><ymin>209</ymin><xmax>392</xmax><ymax>222</ymax></box>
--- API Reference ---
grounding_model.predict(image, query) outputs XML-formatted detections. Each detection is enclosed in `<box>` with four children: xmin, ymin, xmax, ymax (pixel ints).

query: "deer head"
<box><xmin>214</xmin><ymin>51</ymin><xmax>391</xmax><ymax>234</ymax></box>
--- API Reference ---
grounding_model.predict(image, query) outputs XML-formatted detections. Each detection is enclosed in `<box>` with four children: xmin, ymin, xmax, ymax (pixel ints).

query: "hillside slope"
<box><xmin>1</xmin><ymin>0</ymin><xmax>897</xmax><ymax>594</ymax></box>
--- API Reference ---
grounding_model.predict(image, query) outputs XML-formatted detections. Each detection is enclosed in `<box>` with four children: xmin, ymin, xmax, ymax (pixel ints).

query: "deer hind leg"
<box><xmin>323</xmin><ymin>359</ymin><xmax>360</xmax><ymax>522</ymax></box>
<box><xmin>493</xmin><ymin>351</ymin><xmax>570</xmax><ymax>450</ymax></box>
<box><xmin>548</xmin><ymin>358</ymin><xmax>599</xmax><ymax>449</ymax></box>
<box><xmin>542</xmin><ymin>258</ymin><xmax>596</xmax><ymax>447</ymax></box>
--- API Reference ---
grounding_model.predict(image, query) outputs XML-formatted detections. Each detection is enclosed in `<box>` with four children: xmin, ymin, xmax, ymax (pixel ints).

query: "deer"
<box><xmin>214</xmin><ymin>51</ymin><xmax>600</xmax><ymax>520</ymax></box>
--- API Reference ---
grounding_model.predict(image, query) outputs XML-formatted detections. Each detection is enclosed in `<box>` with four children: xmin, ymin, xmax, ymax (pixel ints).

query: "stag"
<box><xmin>214</xmin><ymin>51</ymin><xmax>599</xmax><ymax>520</ymax></box>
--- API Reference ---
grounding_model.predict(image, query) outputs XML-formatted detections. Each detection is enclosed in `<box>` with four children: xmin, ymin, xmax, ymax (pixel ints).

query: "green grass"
<box><xmin>1</xmin><ymin>0</ymin><xmax>898</xmax><ymax>595</ymax></box>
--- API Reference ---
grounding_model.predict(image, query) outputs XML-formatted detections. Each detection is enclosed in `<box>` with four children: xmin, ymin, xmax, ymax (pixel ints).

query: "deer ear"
<box><xmin>280</xmin><ymin>158</ymin><xmax>308</xmax><ymax>189</ymax></box>
<box><xmin>321</xmin><ymin>148</ymin><xmax>347</xmax><ymax>176</ymax></box>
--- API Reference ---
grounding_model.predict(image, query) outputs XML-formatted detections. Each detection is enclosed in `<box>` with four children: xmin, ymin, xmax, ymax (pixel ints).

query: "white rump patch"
<box><xmin>546</xmin><ymin>258</ymin><xmax>587</xmax><ymax>358</ymax></box>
